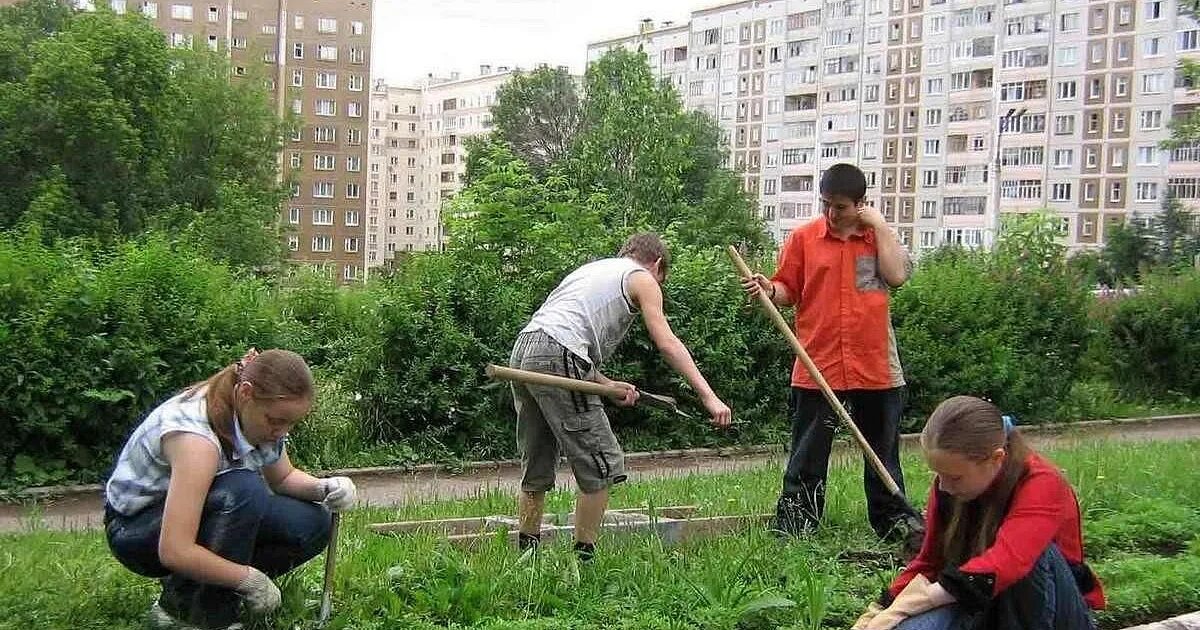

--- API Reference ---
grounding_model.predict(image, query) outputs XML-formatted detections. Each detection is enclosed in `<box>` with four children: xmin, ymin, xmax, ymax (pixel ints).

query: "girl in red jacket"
<box><xmin>853</xmin><ymin>396</ymin><xmax>1104</xmax><ymax>630</ymax></box>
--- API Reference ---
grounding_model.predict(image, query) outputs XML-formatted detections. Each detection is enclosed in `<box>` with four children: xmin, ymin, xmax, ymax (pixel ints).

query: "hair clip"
<box><xmin>235</xmin><ymin>347</ymin><xmax>260</xmax><ymax>378</ymax></box>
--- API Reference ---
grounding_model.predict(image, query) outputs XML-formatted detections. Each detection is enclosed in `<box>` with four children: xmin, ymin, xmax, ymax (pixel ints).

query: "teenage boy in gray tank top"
<box><xmin>509</xmin><ymin>233</ymin><xmax>733</xmax><ymax>560</ymax></box>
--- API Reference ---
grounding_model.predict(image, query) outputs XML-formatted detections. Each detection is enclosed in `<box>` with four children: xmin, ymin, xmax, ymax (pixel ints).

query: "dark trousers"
<box><xmin>777</xmin><ymin>386</ymin><xmax>920</xmax><ymax>538</ymax></box>
<box><xmin>105</xmin><ymin>469</ymin><xmax>331</xmax><ymax>629</ymax></box>
<box><xmin>896</xmin><ymin>546</ymin><xmax>1096</xmax><ymax>630</ymax></box>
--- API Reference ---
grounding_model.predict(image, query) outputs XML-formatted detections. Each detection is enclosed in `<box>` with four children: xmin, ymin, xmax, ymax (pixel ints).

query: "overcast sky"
<box><xmin>372</xmin><ymin>0</ymin><xmax>705</xmax><ymax>85</ymax></box>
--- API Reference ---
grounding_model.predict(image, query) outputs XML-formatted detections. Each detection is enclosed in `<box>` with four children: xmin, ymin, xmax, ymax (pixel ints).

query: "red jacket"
<box><xmin>889</xmin><ymin>453</ymin><xmax>1105</xmax><ymax>611</ymax></box>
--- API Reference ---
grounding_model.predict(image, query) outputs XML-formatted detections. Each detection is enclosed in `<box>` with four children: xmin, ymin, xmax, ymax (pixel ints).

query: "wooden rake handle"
<box><xmin>726</xmin><ymin>246</ymin><xmax>902</xmax><ymax>497</ymax></box>
<box><xmin>318</xmin><ymin>510</ymin><xmax>341</xmax><ymax>626</ymax></box>
<box><xmin>485</xmin><ymin>364</ymin><xmax>627</xmax><ymax>399</ymax></box>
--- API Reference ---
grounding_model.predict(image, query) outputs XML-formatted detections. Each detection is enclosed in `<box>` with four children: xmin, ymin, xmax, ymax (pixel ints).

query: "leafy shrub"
<box><xmin>1095</xmin><ymin>269</ymin><xmax>1200</xmax><ymax>399</ymax></box>
<box><xmin>892</xmin><ymin>215</ymin><xmax>1093</xmax><ymax>425</ymax></box>
<box><xmin>0</xmin><ymin>232</ymin><xmax>282</xmax><ymax>485</ymax></box>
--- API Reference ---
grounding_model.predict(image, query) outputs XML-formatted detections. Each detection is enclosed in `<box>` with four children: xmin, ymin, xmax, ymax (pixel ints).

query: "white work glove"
<box><xmin>851</xmin><ymin>602</ymin><xmax>885</xmax><ymax>629</ymax></box>
<box><xmin>867</xmin><ymin>575</ymin><xmax>945</xmax><ymax>630</ymax></box>
<box><xmin>235</xmin><ymin>566</ymin><xmax>281</xmax><ymax>614</ymax></box>
<box><xmin>321</xmin><ymin>476</ymin><xmax>357</xmax><ymax>511</ymax></box>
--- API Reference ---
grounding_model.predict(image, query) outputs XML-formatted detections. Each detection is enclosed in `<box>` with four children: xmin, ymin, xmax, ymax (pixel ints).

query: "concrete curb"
<box><xmin>7</xmin><ymin>413</ymin><xmax>1199</xmax><ymax>501</ymax></box>
<box><xmin>1122</xmin><ymin>611</ymin><xmax>1200</xmax><ymax>629</ymax></box>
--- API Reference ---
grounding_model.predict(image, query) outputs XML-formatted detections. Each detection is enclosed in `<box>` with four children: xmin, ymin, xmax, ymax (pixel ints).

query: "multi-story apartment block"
<box><xmin>589</xmin><ymin>0</ymin><xmax>1200</xmax><ymax>253</ymax></box>
<box><xmin>31</xmin><ymin>0</ymin><xmax>374</xmax><ymax>281</ymax></box>
<box><xmin>367</xmin><ymin>84</ymin><xmax>422</xmax><ymax>266</ymax></box>
<box><xmin>367</xmin><ymin>65</ymin><xmax>534</xmax><ymax>272</ymax></box>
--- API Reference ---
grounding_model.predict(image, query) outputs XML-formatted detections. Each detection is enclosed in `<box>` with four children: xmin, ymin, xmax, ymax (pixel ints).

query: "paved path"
<box><xmin>2</xmin><ymin>415</ymin><xmax>1198</xmax><ymax>533</ymax></box>
<box><xmin>1123</xmin><ymin>611</ymin><xmax>1200</xmax><ymax>629</ymax></box>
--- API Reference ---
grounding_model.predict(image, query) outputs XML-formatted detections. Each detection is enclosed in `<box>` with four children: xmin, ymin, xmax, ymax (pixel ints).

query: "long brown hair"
<box><xmin>921</xmin><ymin>396</ymin><xmax>1032</xmax><ymax>566</ymax></box>
<box><xmin>183</xmin><ymin>349</ymin><xmax>314</xmax><ymax>454</ymax></box>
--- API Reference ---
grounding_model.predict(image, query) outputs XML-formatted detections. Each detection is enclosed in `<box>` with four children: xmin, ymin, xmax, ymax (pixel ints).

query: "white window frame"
<box><xmin>170</xmin><ymin>3</ymin><xmax>193</xmax><ymax>20</ymax></box>
<box><xmin>312</xmin><ymin>208</ymin><xmax>334</xmax><ymax>225</ymax></box>
<box><xmin>312</xmin><ymin>235</ymin><xmax>332</xmax><ymax>253</ymax></box>
<box><xmin>318</xmin><ymin>45</ymin><xmax>339</xmax><ymax>62</ymax></box>
<box><xmin>1139</xmin><ymin>110</ymin><xmax>1163</xmax><ymax>131</ymax></box>
<box><xmin>1135</xmin><ymin>182</ymin><xmax>1159</xmax><ymax>202</ymax></box>
<box><xmin>313</xmin><ymin>183</ymin><xmax>335</xmax><ymax>199</ymax></box>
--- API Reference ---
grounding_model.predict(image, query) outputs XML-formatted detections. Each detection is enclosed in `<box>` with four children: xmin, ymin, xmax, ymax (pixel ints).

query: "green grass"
<box><xmin>2</xmin><ymin>441</ymin><xmax>1198</xmax><ymax>629</ymax></box>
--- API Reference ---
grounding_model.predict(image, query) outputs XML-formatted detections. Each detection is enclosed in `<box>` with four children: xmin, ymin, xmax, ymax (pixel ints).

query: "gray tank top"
<box><xmin>521</xmin><ymin>257</ymin><xmax>646</xmax><ymax>366</ymax></box>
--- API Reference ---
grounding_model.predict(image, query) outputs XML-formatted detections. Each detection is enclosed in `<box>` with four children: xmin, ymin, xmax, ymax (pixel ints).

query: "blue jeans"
<box><xmin>105</xmin><ymin>469</ymin><xmax>332</xmax><ymax>629</ymax></box>
<box><xmin>896</xmin><ymin>546</ymin><xmax>1096</xmax><ymax>630</ymax></box>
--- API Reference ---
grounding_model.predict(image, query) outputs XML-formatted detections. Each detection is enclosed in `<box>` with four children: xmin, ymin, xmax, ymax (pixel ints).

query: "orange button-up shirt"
<box><xmin>771</xmin><ymin>216</ymin><xmax>906</xmax><ymax>391</ymax></box>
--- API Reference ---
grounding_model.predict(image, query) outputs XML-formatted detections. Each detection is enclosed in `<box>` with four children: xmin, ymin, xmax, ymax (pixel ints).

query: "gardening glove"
<box><xmin>851</xmin><ymin>602</ymin><xmax>884</xmax><ymax>629</ymax></box>
<box><xmin>321</xmin><ymin>476</ymin><xmax>357</xmax><ymax>511</ymax></box>
<box><xmin>866</xmin><ymin>574</ymin><xmax>942</xmax><ymax>630</ymax></box>
<box><xmin>235</xmin><ymin>566</ymin><xmax>281</xmax><ymax>614</ymax></box>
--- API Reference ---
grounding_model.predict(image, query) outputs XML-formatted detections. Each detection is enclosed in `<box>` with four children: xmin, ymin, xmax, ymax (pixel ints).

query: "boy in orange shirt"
<box><xmin>743</xmin><ymin>163</ymin><xmax>922</xmax><ymax>543</ymax></box>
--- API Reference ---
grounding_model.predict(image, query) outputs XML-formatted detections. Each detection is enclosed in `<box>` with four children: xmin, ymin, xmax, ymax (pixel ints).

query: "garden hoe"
<box><xmin>317</xmin><ymin>510</ymin><xmax>341</xmax><ymax>628</ymax></box>
<box><xmin>484</xmin><ymin>364</ymin><xmax>694</xmax><ymax>419</ymax></box>
<box><xmin>726</xmin><ymin>246</ymin><xmax>925</xmax><ymax>553</ymax></box>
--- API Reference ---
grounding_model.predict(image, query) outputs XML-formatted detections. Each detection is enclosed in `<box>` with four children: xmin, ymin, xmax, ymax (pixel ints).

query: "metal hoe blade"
<box><xmin>639</xmin><ymin>391</ymin><xmax>693</xmax><ymax>419</ymax></box>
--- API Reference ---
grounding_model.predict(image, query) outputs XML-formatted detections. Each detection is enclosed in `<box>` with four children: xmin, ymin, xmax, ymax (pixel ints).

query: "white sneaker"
<box><xmin>147</xmin><ymin>601</ymin><xmax>243</xmax><ymax>630</ymax></box>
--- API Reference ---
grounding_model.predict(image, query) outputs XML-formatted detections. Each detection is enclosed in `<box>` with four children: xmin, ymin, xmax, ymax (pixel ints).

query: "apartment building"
<box><xmin>367</xmin><ymin>84</ymin><xmax>423</xmax><ymax>267</ymax></box>
<box><xmin>366</xmin><ymin>66</ymin><xmax>521</xmax><ymax>272</ymax></box>
<box><xmin>589</xmin><ymin>0</ymin><xmax>1200</xmax><ymax>252</ymax></box>
<box><xmin>36</xmin><ymin>0</ymin><xmax>374</xmax><ymax>281</ymax></box>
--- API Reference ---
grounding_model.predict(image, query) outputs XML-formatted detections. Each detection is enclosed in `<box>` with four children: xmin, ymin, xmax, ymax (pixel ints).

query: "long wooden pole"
<box><xmin>318</xmin><ymin>511</ymin><xmax>340</xmax><ymax>626</ymax></box>
<box><xmin>726</xmin><ymin>246</ymin><xmax>902</xmax><ymax>496</ymax></box>
<box><xmin>485</xmin><ymin>364</ymin><xmax>626</xmax><ymax>398</ymax></box>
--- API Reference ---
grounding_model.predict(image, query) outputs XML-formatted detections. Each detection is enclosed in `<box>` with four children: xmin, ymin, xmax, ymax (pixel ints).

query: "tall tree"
<box><xmin>0</xmin><ymin>0</ymin><xmax>73</xmax><ymax>82</ymax></box>
<box><xmin>569</xmin><ymin>48</ymin><xmax>769</xmax><ymax>249</ymax></box>
<box><xmin>0</xmin><ymin>2</ymin><xmax>288</xmax><ymax>268</ymax></box>
<box><xmin>1100</xmin><ymin>220</ymin><xmax>1154</xmax><ymax>284</ymax></box>
<box><xmin>446</xmin><ymin>139</ymin><xmax>607</xmax><ymax>280</ymax></box>
<box><xmin>1150</xmin><ymin>194</ymin><xmax>1200</xmax><ymax>268</ymax></box>
<box><xmin>490</xmin><ymin>66</ymin><xmax>581</xmax><ymax>174</ymax></box>
<box><xmin>573</xmin><ymin>48</ymin><xmax>693</xmax><ymax>225</ymax></box>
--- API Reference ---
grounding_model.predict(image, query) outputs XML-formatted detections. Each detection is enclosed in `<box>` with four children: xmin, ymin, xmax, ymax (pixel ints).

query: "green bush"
<box><xmin>339</xmin><ymin>251</ymin><xmax>542</xmax><ymax>458</ymax></box>
<box><xmin>1</xmin><ymin>224</ymin><xmax>1196</xmax><ymax>487</ymax></box>
<box><xmin>1096</xmin><ymin>269</ymin><xmax>1200</xmax><ymax>400</ymax></box>
<box><xmin>0</xmin><ymin>231</ymin><xmax>283</xmax><ymax>486</ymax></box>
<box><xmin>892</xmin><ymin>215</ymin><xmax>1093</xmax><ymax>424</ymax></box>
<box><xmin>605</xmin><ymin>245</ymin><xmax>790</xmax><ymax>451</ymax></box>
<box><xmin>333</xmin><ymin>242</ymin><xmax>792</xmax><ymax>463</ymax></box>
